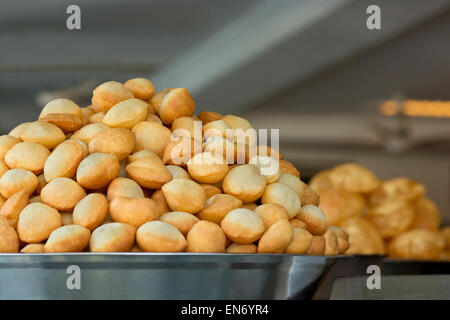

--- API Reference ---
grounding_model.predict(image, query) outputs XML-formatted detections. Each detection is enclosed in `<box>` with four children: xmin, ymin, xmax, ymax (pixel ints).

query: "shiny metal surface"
<box><xmin>0</xmin><ymin>253</ymin><xmax>337</xmax><ymax>300</ymax></box>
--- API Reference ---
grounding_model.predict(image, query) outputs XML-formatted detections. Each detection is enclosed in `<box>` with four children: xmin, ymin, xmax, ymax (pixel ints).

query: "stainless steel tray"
<box><xmin>0</xmin><ymin>253</ymin><xmax>340</xmax><ymax>300</ymax></box>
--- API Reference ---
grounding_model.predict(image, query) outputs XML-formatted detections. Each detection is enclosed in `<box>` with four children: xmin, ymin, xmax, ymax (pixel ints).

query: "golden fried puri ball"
<box><xmin>297</xmin><ymin>205</ymin><xmax>328</xmax><ymax>236</ymax></box>
<box><xmin>126</xmin><ymin>155</ymin><xmax>172</xmax><ymax>189</ymax></box>
<box><xmin>20</xmin><ymin>243</ymin><xmax>45</xmax><ymax>253</ymax></box>
<box><xmin>289</xmin><ymin>218</ymin><xmax>307</xmax><ymax>229</ymax></box>
<box><xmin>0</xmin><ymin>169</ymin><xmax>38</xmax><ymax>198</ymax></box>
<box><xmin>369</xmin><ymin>177</ymin><xmax>426</xmax><ymax>206</ymax></box>
<box><xmin>0</xmin><ymin>189</ymin><xmax>28</xmax><ymax>228</ymax></box>
<box><xmin>285</xmin><ymin>228</ymin><xmax>313</xmax><ymax>254</ymax></box>
<box><xmin>197</xmin><ymin>111</ymin><xmax>222</xmax><ymax>125</ymax></box>
<box><xmin>222</xmin><ymin>115</ymin><xmax>252</xmax><ymax>131</ymax></box>
<box><xmin>308</xmin><ymin>169</ymin><xmax>334</xmax><ymax>195</ymax></box>
<box><xmin>306</xmin><ymin>236</ymin><xmax>326</xmax><ymax>255</ymax></box>
<box><xmin>44</xmin><ymin>225</ymin><xmax>91</xmax><ymax>253</ymax></box>
<box><xmin>258</xmin><ymin>219</ymin><xmax>293</xmax><ymax>253</ymax></box>
<box><xmin>254</xmin><ymin>203</ymin><xmax>288</xmax><ymax>229</ymax></box>
<box><xmin>323</xmin><ymin>229</ymin><xmax>339</xmax><ymax>255</ymax></box>
<box><xmin>318</xmin><ymin>189</ymin><xmax>365</xmax><ymax>226</ymax></box>
<box><xmin>43</xmin><ymin>139</ymin><xmax>85</xmax><ymax>182</ymax></box>
<box><xmin>198</xmin><ymin>194</ymin><xmax>243</xmax><ymax>224</ymax></box>
<box><xmin>17</xmin><ymin>203</ymin><xmax>62</xmax><ymax>243</ymax></box>
<box><xmin>340</xmin><ymin>217</ymin><xmax>385</xmax><ymax>255</ymax></box>
<box><xmin>90</xmin><ymin>222</ymin><xmax>136</xmax><ymax>252</ymax></box>
<box><xmin>387</xmin><ymin>229</ymin><xmax>445</xmax><ymax>260</ymax></box>
<box><xmin>203</xmin><ymin>120</ymin><xmax>232</xmax><ymax>140</ymax></box>
<box><xmin>203</xmin><ymin>136</ymin><xmax>238</xmax><ymax>164</ymax></box>
<box><xmin>40</xmin><ymin>98</ymin><xmax>82</xmax><ymax>119</ymax></box>
<box><xmin>40</xmin><ymin>178</ymin><xmax>86</xmax><ymax>211</ymax></box>
<box><xmin>106</xmin><ymin>177</ymin><xmax>144</xmax><ymax>201</ymax></box>
<box><xmin>249</xmin><ymin>155</ymin><xmax>281</xmax><ymax>184</ymax></box>
<box><xmin>328</xmin><ymin>226</ymin><xmax>349</xmax><ymax>241</ymax></box>
<box><xmin>279</xmin><ymin>160</ymin><xmax>300</xmax><ymax>178</ymax></box>
<box><xmin>76</xmin><ymin>153</ymin><xmax>120</xmax><ymax>189</ymax></box>
<box><xmin>132</xmin><ymin>121</ymin><xmax>171</xmax><ymax>156</ymax></box>
<box><xmin>187</xmin><ymin>152</ymin><xmax>228</xmax><ymax>184</ymax></box>
<box><xmin>136</xmin><ymin>220</ymin><xmax>186</xmax><ymax>252</ymax></box>
<box><xmin>328</xmin><ymin>163</ymin><xmax>380</xmax><ymax>193</ymax></box>
<box><xmin>302</xmin><ymin>185</ymin><xmax>320</xmax><ymax>206</ymax></box>
<box><xmin>103</xmin><ymin>98</ymin><xmax>148</xmax><ymax>129</ymax></box>
<box><xmin>72</xmin><ymin>193</ymin><xmax>108</xmax><ymax>231</ymax></box>
<box><xmin>226</xmin><ymin>243</ymin><xmax>257</xmax><ymax>254</ymax></box>
<box><xmin>171</xmin><ymin>116</ymin><xmax>197</xmax><ymax>138</ymax></box>
<box><xmin>201</xmin><ymin>184</ymin><xmax>222</xmax><ymax>199</ymax></box>
<box><xmin>0</xmin><ymin>135</ymin><xmax>20</xmax><ymax>159</ymax></box>
<box><xmin>158</xmin><ymin>88</ymin><xmax>195</xmax><ymax>125</ymax></box>
<box><xmin>222</xmin><ymin>164</ymin><xmax>266</xmax><ymax>203</ymax></box>
<box><xmin>261</xmin><ymin>182</ymin><xmax>300</xmax><ymax>219</ymax></box>
<box><xmin>9</xmin><ymin>122</ymin><xmax>31</xmax><ymax>138</ymax></box>
<box><xmin>92</xmin><ymin>81</ymin><xmax>134</xmax><ymax>112</ymax></box>
<box><xmin>71</xmin><ymin>123</ymin><xmax>109</xmax><ymax>144</ymax></box>
<box><xmin>39</xmin><ymin>113</ymin><xmax>82</xmax><ymax>132</ymax></box>
<box><xmin>109</xmin><ymin>197</ymin><xmax>159</xmax><ymax>228</ymax></box>
<box><xmin>17</xmin><ymin>121</ymin><xmax>65</xmax><ymax>149</ymax></box>
<box><xmin>365</xmin><ymin>200</ymin><xmax>414</xmax><ymax>238</ymax></box>
<box><xmin>277</xmin><ymin>173</ymin><xmax>305</xmax><ymax>198</ymax></box>
<box><xmin>410</xmin><ymin>197</ymin><xmax>441</xmax><ymax>231</ymax></box>
<box><xmin>163</xmin><ymin>137</ymin><xmax>202</xmax><ymax>166</ymax></box>
<box><xmin>186</xmin><ymin>220</ymin><xmax>226</xmax><ymax>253</ymax></box>
<box><xmin>327</xmin><ymin>226</ymin><xmax>350</xmax><ymax>254</ymax></box>
<box><xmin>0</xmin><ymin>216</ymin><xmax>19</xmax><ymax>252</ymax></box>
<box><xmin>221</xmin><ymin>208</ymin><xmax>265</xmax><ymax>244</ymax></box>
<box><xmin>160</xmin><ymin>211</ymin><xmax>199</xmax><ymax>235</ymax></box>
<box><xmin>4</xmin><ymin>142</ymin><xmax>50</xmax><ymax>175</ymax></box>
<box><xmin>162</xmin><ymin>179</ymin><xmax>206</xmax><ymax>214</ymax></box>
<box><xmin>166</xmin><ymin>165</ymin><xmax>191</xmax><ymax>180</ymax></box>
<box><xmin>124</xmin><ymin>78</ymin><xmax>155</xmax><ymax>100</ymax></box>
<box><xmin>81</xmin><ymin>106</ymin><xmax>96</xmax><ymax>126</ymax></box>
<box><xmin>88</xmin><ymin>128</ymin><xmax>135</xmax><ymax>161</ymax></box>
<box><xmin>151</xmin><ymin>189</ymin><xmax>171</xmax><ymax>216</ymax></box>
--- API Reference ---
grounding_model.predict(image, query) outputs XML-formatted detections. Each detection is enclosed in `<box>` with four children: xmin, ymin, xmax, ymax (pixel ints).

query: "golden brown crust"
<box><xmin>341</xmin><ymin>217</ymin><xmax>385</xmax><ymax>255</ymax></box>
<box><xmin>198</xmin><ymin>194</ymin><xmax>243</xmax><ymax>224</ymax></box>
<box><xmin>0</xmin><ymin>169</ymin><xmax>39</xmax><ymax>198</ymax></box>
<box><xmin>159</xmin><ymin>88</ymin><xmax>195</xmax><ymax>125</ymax></box>
<box><xmin>285</xmin><ymin>228</ymin><xmax>313</xmax><ymax>254</ymax></box>
<box><xmin>223</xmin><ymin>165</ymin><xmax>266</xmax><ymax>203</ymax></box>
<box><xmin>89</xmin><ymin>128</ymin><xmax>135</xmax><ymax>161</ymax></box>
<box><xmin>92</xmin><ymin>81</ymin><xmax>134</xmax><ymax>112</ymax></box>
<box><xmin>44</xmin><ymin>225</ymin><xmax>91</xmax><ymax>253</ymax></box>
<box><xmin>109</xmin><ymin>197</ymin><xmax>159</xmax><ymax>228</ymax></box>
<box><xmin>90</xmin><ymin>222</ymin><xmax>136</xmax><ymax>252</ymax></box>
<box><xmin>160</xmin><ymin>211</ymin><xmax>199</xmax><ymax>236</ymax></box>
<box><xmin>254</xmin><ymin>203</ymin><xmax>289</xmax><ymax>229</ymax></box>
<box><xmin>296</xmin><ymin>205</ymin><xmax>328</xmax><ymax>236</ymax></box>
<box><xmin>186</xmin><ymin>221</ymin><xmax>226</xmax><ymax>253</ymax></box>
<box><xmin>136</xmin><ymin>221</ymin><xmax>186</xmax><ymax>252</ymax></box>
<box><xmin>305</xmin><ymin>236</ymin><xmax>326</xmax><ymax>255</ymax></box>
<box><xmin>387</xmin><ymin>229</ymin><xmax>445</xmax><ymax>260</ymax></box>
<box><xmin>44</xmin><ymin>139</ymin><xmax>85</xmax><ymax>182</ymax></box>
<box><xmin>197</xmin><ymin>111</ymin><xmax>222</xmax><ymax>125</ymax></box>
<box><xmin>318</xmin><ymin>189</ymin><xmax>365</xmax><ymax>226</ymax></box>
<box><xmin>124</xmin><ymin>78</ymin><xmax>155</xmax><ymax>100</ymax></box>
<box><xmin>40</xmin><ymin>177</ymin><xmax>86</xmax><ymax>211</ymax></box>
<box><xmin>221</xmin><ymin>208</ymin><xmax>265</xmax><ymax>244</ymax></box>
<box><xmin>0</xmin><ymin>215</ymin><xmax>19</xmax><ymax>252</ymax></box>
<box><xmin>365</xmin><ymin>200</ymin><xmax>414</xmax><ymax>238</ymax></box>
<box><xmin>261</xmin><ymin>182</ymin><xmax>300</xmax><ymax>219</ymax></box>
<box><xmin>76</xmin><ymin>153</ymin><xmax>120</xmax><ymax>190</ymax></box>
<box><xmin>0</xmin><ymin>189</ymin><xmax>28</xmax><ymax>228</ymax></box>
<box><xmin>162</xmin><ymin>179</ymin><xmax>206</xmax><ymax>214</ymax></box>
<box><xmin>72</xmin><ymin>193</ymin><xmax>108</xmax><ymax>231</ymax></box>
<box><xmin>257</xmin><ymin>219</ymin><xmax>293</xmax><ymax>253</ymax></box>
<box><xmin>17</xmin><ymin>203</ymin><xmax>62</xmax><ymax>243</ymax></box>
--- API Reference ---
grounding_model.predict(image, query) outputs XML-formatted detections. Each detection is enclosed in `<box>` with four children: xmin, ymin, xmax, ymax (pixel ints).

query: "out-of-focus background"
<box><xmin>1</xmin><ymin>0</ymin><xmax>450</xmax><ymax>220</ymax></box>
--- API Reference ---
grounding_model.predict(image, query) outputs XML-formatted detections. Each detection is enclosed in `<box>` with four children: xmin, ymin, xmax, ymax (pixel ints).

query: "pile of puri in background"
<box><xmin>0</xmin><ymin>78</ymin><xmax>349</xmax><ymax>255</ymax></box>
<box><xmin>309</xmin><ymin>162</ymin><xmax>448</xmax><ymax>260</ymax></box>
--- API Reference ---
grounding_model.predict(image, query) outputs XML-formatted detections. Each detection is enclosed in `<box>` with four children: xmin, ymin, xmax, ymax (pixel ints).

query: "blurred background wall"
<box><xmin>1</xmin><ymin>0</ymin><xmax>450</xmax><ymax>220</ymax></box>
